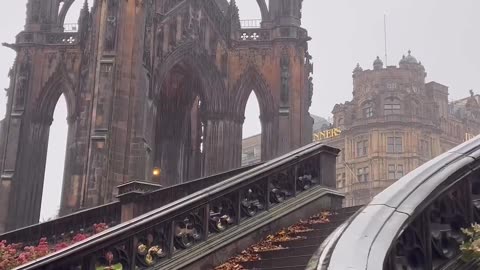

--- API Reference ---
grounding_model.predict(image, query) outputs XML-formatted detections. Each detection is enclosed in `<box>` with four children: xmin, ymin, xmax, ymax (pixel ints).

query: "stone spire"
<box><xmin>226</xmin><ymin>0</ymin><xmax>241</xmax><ymax>40</ymax></box>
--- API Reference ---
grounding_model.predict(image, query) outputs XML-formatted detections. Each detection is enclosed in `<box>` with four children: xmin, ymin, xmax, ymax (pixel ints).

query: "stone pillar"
<box><xmin>116</xmin><ymin>181</ymin><xmax>162</xmax><ymax>222</ymax></box>
<box><xmin>260</xmin><ymin>113</ymin><xmax>278</xmax><ymax>162</ymax></box>
<box><xmin>155</xmin><ymin>111</ymin><xmax>187</xmax><ymax>186</ymax></box>
<box><xmin>203</xmin><ymin>113</ymin><xmax>244</xmax><ymax>176</ymax></box>
<box><xmin>6</xmin><ymin>118</ymin><xmax>51</xmax><ymax>230</ymax></box>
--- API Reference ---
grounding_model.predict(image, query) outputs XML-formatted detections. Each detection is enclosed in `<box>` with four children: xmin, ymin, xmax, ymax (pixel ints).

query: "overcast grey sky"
<box><xmin>0</xmin><ymin>0</ymin><xmax>479</xmax><ymax>220</ymax></box>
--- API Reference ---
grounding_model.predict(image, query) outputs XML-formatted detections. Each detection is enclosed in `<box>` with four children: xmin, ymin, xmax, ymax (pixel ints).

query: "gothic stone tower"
<box><xmin>0</xmin><ymin>0</ymin><xmax>313</xmax><ymax>232</ymax></box>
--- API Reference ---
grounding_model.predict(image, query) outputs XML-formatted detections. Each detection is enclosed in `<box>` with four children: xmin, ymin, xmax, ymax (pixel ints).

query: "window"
<box><xmin>420</xmin><ymin>139</ymin><xmax>431</xmax><ymax>157</ymax></box>
<box><xmin>388</xmin><ymin>164</ymin><xmax>404</xmax><ymax>180</ymax></box>
<box><xmin>363</xmin><ymin>106</ymin><xmax>374</xmax><ymax>118</ymax></box>
<box><xmin>384</xmin><ymin>104</ymin><xmax>401</xmax><ymax>115</ymax></box>
<box><xmin>356</xmin><ymin>140</ymin><xmax>368</xmax><ymax>157</ymax></box>
<box><xmin>387</xmin><ymin>83</ymin><xmax>397</xmax><ymax>90</ymax></box>
<box><xmin>397</xmin><ymin>165</ymin><xmax>404</xmax><ymax>178</ymax></box>
<box><xmin>357</xmin><ymin>166</ymin><xmax>369</xmax><ymax>182</ymax></box>
<box><xmin>387</xmin><ymin>136</ymin><xmax>403</xmax><ymax>153</ymax></box>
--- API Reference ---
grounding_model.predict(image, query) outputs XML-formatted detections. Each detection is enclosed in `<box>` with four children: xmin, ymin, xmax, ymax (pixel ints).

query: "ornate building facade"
<box><xmin>325</xmin><ymin>52</ymin><xmax>480</xmax><ymax>206</ymax></box>
<box><xmin>0</xmin><ymin>0</ymin><xmax>314</xmax><ymax>232</ymax></box>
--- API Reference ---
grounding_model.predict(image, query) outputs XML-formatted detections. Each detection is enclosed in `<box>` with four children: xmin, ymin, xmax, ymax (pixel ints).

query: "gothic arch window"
<box><xmin>234</xmin><ymin>66</ymin><xmax>276</xmax><ymax>162</ymax></box>
<box><xmin>41</xmin><ymin>95</ymin><xmax>68</xmax><ymax>221</ymax></box>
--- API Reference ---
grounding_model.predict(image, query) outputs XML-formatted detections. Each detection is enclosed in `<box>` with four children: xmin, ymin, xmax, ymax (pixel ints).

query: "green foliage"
<box><xmin>460</xmin><ymin>223</ymin><xmax>480</xmax><ymax>262</ymax></box>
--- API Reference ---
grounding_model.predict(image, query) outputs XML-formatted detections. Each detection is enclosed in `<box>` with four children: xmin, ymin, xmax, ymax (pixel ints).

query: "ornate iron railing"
<box><xmin>18</xmin><ymin>142</ymin><xmax>339</xmax><ymax>270</ymax></box>
<box><xmin>0</xmin><ymin>165</ymin><xmax>259</xmax><ymax>247</ymax></box>
<box><xmin>240</xmin><ymin>19</ymin><xmax>262</xmax><ymax>29</ymax></box>
<box><xmin>63</xmin><ymin>23</ymin><xmax>79</xmax><ymax>33</ymax></box>
<box><xmin>310</xmin><ymin>135</ymin><xmax>480</xmax><ymax>270</ymax></box>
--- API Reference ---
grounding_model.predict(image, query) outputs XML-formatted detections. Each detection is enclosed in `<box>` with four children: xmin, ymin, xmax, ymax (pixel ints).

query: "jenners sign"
<box><xmin>313</xmin><ymin>128</ymin><xmax>342</xmax><ymax>142</ymax></box>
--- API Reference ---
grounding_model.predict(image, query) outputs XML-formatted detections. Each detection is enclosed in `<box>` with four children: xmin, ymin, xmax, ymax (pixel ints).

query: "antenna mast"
<box><xmin>384</xmin><ymin>14</ymin><xmax>388</xmax><ymax>66</ymax></box>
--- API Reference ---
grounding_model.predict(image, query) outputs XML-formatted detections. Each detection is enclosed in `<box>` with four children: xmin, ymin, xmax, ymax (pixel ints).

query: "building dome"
<box><xmin>373</xmin><ymin>56</ymin><xmax>383</xmax><ymax>70</ymax></box>
<box><xmin>353</xmin><ymin>63</ymin><xmax>363</xmax><ymax>73</ymax></box>
<box><xmin>400</xmin><ymin>50</ymin><xmax>418</xmax><ymax>65</ymax></box>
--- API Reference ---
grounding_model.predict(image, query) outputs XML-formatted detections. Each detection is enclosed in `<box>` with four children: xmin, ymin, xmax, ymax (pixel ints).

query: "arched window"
<box><xmin>40</xmin><ymin>95</ymin><xmax>68</xmax><ymax>221</ymax></box>
<box><xmin>242</xmin><ymin>92</ymin><xmax>262</xmax><ymax>166</ymax></box>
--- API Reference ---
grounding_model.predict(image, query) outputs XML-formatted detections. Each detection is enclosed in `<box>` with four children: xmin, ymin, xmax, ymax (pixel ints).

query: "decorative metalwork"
<box><xmin>95</xmin><ymin>244</ymin><xmax>131</xmax><ymax>270</ymax></box>
<box><xmin>174</xmin><ymin>210</ymin><xmax>205</xmax><ymax>250</ymax></box>
<box><xmin>386</xmin><ymin>214</ymin><xmax>430</xmax><ymax>269</ymax></box>
<box><xmin>209</xmin><ymin>197</ymin><xmax>236</xmax><ymax>234</ymax></box>
<box><xmin>19</xmin><ymin>144</ymin><xmax>333</xmax><ymax>269</ymax></box>
<box><xmin>269</xmin><ymin>170</ymin><xmax>294</xmax><ymax>205</ymax></box>
<box><xmin>240</xmin><ymin>19</ymin><xmax>262</xmax><ymax>29</ymax></box>
<box><xmin>135</xmin><ymin>228</ymin><xmax>168</xmax><ymax>268</ymax></box>
<box><xmin>63</xmin><ymin>23</ymin><xmax>79</xmax><ymax>33</ymax></box>
<box><xmin>297</xmin><ymin>156</ymin><xmax>320</xmax><ymax>192</ymax></box>
<box><xmin>241</xmin><ymin>184</ymin><xmax>267</xmax><ymax>218</ymax></box>
<box><xmin>385</xmin><ymin>177</ymin><xmax>479</xmax><ymax>269</ymax></box>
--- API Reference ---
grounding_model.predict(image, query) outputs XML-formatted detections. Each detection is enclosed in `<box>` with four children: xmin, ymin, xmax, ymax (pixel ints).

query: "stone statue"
<box><xmin>14</xmin><ymin>54</ymin><xmax>31</xmax><ymax>107</ymax></box>
<box><xmin>280</xmin><ymin>51</ymin><xmax>290</xmax><ymax>104</ymax></box>
<box><xmin>305</xmin><ymin>51</ymin><xmax>313</xmax><ymax>75</ymax></box>
<box><xmin>308</xmin><ymin>77</ymin><xmax>314</xmax><ymax>107</ymax></box>
<box><xmin>470</xmin><ymin>89</ymin><xmax>475</xmax><ymax>97</ymax></box>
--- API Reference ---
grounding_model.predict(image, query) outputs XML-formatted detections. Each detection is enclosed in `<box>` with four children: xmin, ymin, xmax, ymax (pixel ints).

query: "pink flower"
<box><xmin>73</xmin><ymin>234</ymin><xmax>88</xmax><ymax>243</ymax></box>
<box><xmin>54</xmin><ymin>242</ymin><xmax>69</xmax><ymax>252</ymax></box>
<box><xmin>105</xmin><ymin>251</ymin><xmax>114</xmax><ymax>264</ymax></box>
<box><xmin>94</xmin><ymin>223</ymin><xmax>109</xmax><ymax>234</ymax></box>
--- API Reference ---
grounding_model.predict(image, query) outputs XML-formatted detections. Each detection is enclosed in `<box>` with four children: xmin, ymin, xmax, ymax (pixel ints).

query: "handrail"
<box><xmin>0</xmin><ymin>202</ymin><xmax>121</xmax><ymax>245</ymax></box>
<box><xmin>313</xmin><ymin>135</ymin><xmax>480</xmax><ymax>269</ymax></box>
<box><xmin>1</xmin><ymin>165</ymin><xmax>260</xmax><ymax>247</ymax></box>
<box><xmin>18</xmin><ymin>142</ymin><xmax>339</xmax><ymax>269</ymax></box>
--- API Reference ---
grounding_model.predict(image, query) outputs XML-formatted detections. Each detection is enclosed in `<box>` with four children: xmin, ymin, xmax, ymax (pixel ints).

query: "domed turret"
<box><xmin>373</xmin><ymin>56</ymin><xmax>383</xmax><ymax>70</ymax></box>
<box><xmin>353</xmin><ymin>63</ymin><xmax>363</xmax><ymax>74</ymax></box>
<box><xmin>399</xmin><ymin>50</ymin><xmax>420</xmax><ymax>69</ymax></box>
<box><xmin>404</xmin><ymin>50</ymin><xmax>418</xmax><ymax>64</ymax></box>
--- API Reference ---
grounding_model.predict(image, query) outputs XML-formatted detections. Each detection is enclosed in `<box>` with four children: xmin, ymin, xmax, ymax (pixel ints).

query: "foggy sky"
<box><xmin>0</xmin><ymin>0</ymin><xmax>478</xmax><ymax>220</ymax></box>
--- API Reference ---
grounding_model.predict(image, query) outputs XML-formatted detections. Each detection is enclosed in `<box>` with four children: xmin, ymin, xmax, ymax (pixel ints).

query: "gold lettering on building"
<box><xmin>313</xmin><ymin>128</ymin><xmax>342</xmax><ymax>142</ymax></box>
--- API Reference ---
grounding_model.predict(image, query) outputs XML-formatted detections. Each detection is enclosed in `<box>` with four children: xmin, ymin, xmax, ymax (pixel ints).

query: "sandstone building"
<box><xmin>325</xmin><ymin>52</ymin><xmax>480</xmax><ymax>206</ymax></box>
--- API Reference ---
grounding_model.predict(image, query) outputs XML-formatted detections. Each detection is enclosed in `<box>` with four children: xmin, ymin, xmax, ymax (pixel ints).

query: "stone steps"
<box><xmin>217</xmin><ymin>205</ymin><xmax>362</xmax><ymax>270</ymax></box>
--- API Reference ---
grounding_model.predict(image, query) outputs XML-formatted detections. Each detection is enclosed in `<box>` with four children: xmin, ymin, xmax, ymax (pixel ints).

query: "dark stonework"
<box><xmin>0</xmin><ymin>0</ymin><xmax>312</xmax><ymax>232</ymax></box>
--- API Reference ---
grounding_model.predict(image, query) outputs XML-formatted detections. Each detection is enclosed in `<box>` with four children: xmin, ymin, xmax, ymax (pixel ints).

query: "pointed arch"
<box><xmin>58</xmin><ymin>0</ymin><xmax>75</xmax><ymax>26</ymax></box>
<box><xmin>155</xmin><ymin>41</ymin><xmax>227</xmax><ymax>114</ymax></box>
<box><xmin>35</xmin><ymin>63</ymin><xmax>77</xmax><ymax>124</ymax></box>
<box><xmin>256</xmin><ymin>0</ymin><xmax>270</xmax><ymax>22</ymax></box>
<box><xmin>233</xmin><ymin>65</ymin><xmax>275</xmax><ymax>119</ymax></box>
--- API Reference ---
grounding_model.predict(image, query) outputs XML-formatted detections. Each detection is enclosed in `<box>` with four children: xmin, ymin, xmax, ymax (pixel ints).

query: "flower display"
<box><xmin>0</xmin><ymin>223</ymin><xmax>109</xmax><ymax>270</ymax></box>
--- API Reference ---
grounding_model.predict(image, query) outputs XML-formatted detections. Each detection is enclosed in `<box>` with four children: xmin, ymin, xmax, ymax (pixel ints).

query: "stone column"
<box><xmin>155</xmin><ymin>111</ymin><xmax>187</xmax><ymax>186</ymax></box>
<box><xmin>260</xmin><ymin>113</ymin><xmax>278</xmax><ymax>161</ymax></box>
<box><xmin>6</xmin><ymin>118</ymin><xmax>51</xmax><ymax>230</ymax></box>
<box><xmin>203</xmin><ymin>112</ymin><xmax>244</xmax><ymax>176</ymax></box>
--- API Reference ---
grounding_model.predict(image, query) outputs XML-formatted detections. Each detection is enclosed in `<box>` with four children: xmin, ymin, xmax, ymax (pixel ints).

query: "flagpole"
<box><xmin>384</xmin><ymin>14</ymin><xmax>388</xmax><ymax>66</ymax></box>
